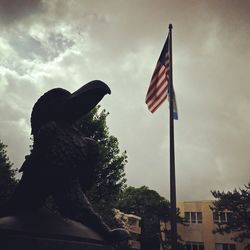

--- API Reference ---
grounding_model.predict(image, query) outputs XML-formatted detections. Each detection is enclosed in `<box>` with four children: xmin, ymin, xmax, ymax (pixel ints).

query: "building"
<box><xmin>126</xmin><ymin>213</ymin><xmax>141</xmax><ymax>250</ymax></box>
<box><xmin>160</xmin><ymin>201</ymin><xmax>249</xmax><ymax>250</ymax></box>
<box><xmin>114</xmin><ymin>209</ymin><xmax>141</xmax><ymax>249</ymax></box>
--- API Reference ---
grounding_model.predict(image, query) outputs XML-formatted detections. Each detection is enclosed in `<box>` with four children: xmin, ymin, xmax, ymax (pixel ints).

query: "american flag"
<box><xmin>146</xmin><ymin>35</ymin><xmax>178</xmax><ymax>119</ymax></box>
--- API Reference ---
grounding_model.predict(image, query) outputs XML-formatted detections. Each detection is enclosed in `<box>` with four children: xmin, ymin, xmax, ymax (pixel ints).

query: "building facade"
<box><xmin>114</xmin><ymin>209</ymin><xmax>141</xmax><ymax>249</ymax></box>
<box><xmin>126</xmin><ymin>213</ymin><xmax>141</xmax><ymax>250</ymax></box>
<box><xmin>161</xmin><ymin>201</ymin><xmax>249</xmax><ymax>250</ymax></box>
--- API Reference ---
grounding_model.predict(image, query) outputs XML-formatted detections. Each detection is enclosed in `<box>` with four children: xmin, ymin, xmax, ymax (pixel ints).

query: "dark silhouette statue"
<box><xmin>1</xmin><ymin>80</ymin><xmax>129</xmax><ymax>243</ymax></box>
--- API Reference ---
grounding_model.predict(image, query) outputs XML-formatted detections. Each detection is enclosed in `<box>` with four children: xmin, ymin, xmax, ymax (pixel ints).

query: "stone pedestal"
<box><xmin>0</xmin><ymin>211</ymin><xmax>113</xmax><ymax>250</ymax></box>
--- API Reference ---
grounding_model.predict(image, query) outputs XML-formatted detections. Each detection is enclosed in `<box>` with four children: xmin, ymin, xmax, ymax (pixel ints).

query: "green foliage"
<box><xmin>211</xmin><ymin>183</ymin><xmax>250</xmax><ymax>249</ymax></box>
<box><xmin>76</xmin><ymin>106</ymin><xmax>127</xmax><ymax>225</ymax></box>
<box><xmin>116</xmin><ymin>186</ymin><xmax>182</xmax><ymax>250</ymax></box>
<box><xmin>0</xmin><ymin>140</ymin><xmax>17</xmax><ymax>206</ymax></box>
<box><xmin>116</xmin><ymin>186</ymin><xmax>170</xmax><ymax>218</ymax></box>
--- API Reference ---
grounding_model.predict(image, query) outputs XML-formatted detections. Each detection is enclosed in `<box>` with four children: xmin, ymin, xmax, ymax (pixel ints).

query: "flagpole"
<box><xmin>168</xmin><ymin>23</ymin><xmax>178</xmax><ymax>250</ymax></box>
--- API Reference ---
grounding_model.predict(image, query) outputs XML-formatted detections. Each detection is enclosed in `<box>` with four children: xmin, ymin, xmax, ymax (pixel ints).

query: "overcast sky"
<box><xmin>0</xmin><ymin>0</ymin><xmax>249</xmax><ymax>201</ymax></box>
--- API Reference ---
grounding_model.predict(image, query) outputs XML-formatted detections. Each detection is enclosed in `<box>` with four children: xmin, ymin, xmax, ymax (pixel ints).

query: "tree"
<box><xmin>76</xmin><ymin>106</ymin><xmax>127</xmax><ymax>225</ymax></box>
<box><xmin>211</xmin><ymin>183</ymin><xmax>250</xmax><ymax>249</ymax></box>
<box><xmin>116</xmin><ymin>186</ymin><xmax>183</xmax><ymax>250</ymax></box>
<box><xmin>0</xmin><ymin>140</ymin><xmax>17</xmax><ymax>206</ymax></box>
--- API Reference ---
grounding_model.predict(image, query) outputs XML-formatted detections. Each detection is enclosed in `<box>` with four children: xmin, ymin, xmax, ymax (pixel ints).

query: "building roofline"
<box><xmin>177</xmin><ymin>200</ymin><xmax>213</xmax><ymax>203</ymax></box>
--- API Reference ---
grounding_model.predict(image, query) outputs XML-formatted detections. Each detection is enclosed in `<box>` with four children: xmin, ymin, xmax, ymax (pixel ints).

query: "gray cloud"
<box><xmin>0</xmin><ymin>0</ymin><xmax>249</xmax><ymax>201</ymax></box>
<box><xmin>0</xmin><ymin>0</ymin><xmax>43</xmax><ymax>25</ymax></box>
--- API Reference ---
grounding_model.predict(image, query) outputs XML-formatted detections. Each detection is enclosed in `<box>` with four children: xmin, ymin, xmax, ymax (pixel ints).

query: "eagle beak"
<box><xmin>62</xmin><ymin>80</ymin><xmax>111</xmax><ymax>122</ymax></box>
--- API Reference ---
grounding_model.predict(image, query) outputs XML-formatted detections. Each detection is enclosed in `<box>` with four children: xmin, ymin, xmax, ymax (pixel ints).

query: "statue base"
<box><xmin>0</xmin><ymin>210</ymin><xmax>113</xmax><ymax>250</ymax></box>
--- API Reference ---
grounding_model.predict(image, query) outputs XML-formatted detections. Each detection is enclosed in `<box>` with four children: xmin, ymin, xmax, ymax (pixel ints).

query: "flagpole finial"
<box><xmin>169</xmin><ymin>23</ymin><xmax>173</xmax><ymax>30</ymax></box>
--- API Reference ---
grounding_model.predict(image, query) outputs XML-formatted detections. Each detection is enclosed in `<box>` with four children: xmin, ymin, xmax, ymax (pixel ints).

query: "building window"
<box><xmin>130</xmin><ymin>232</ymin><xmax>140</xmax><ymax>241</ymax></box>
<box><xmin>128</xmin><ymin>217</ymin><xmax>137</xmax><ymax>226</ymax></box>
<box><xmin>213</xmin><ymin>212</ymin><xmax>232</xmax><ymax>223</ymax></box>
<box><xmin>215</xmin><ymin>243</ymin><xmax>236</xmax><ymax>250</ymax></box>
<box><xmin>184</xmin><ymin>212</ymin><xmax>202</xmax><ymax>224</ymax></box>
<box><xmin>185</xmin><ymin>241</ymin><xmax>204</xmax><ymax>250</ymax></box>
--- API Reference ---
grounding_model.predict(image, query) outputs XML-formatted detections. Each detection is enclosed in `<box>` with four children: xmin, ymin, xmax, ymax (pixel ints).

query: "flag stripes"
<box><xmin>145</xmin><ymin>34</ymin><xmax>178</xmax><ymax>119</ymax></box>
<box><xmin>146</xmin><ymin>37</ymin><xmax>170</xmax><ymax>113</ymax></box>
